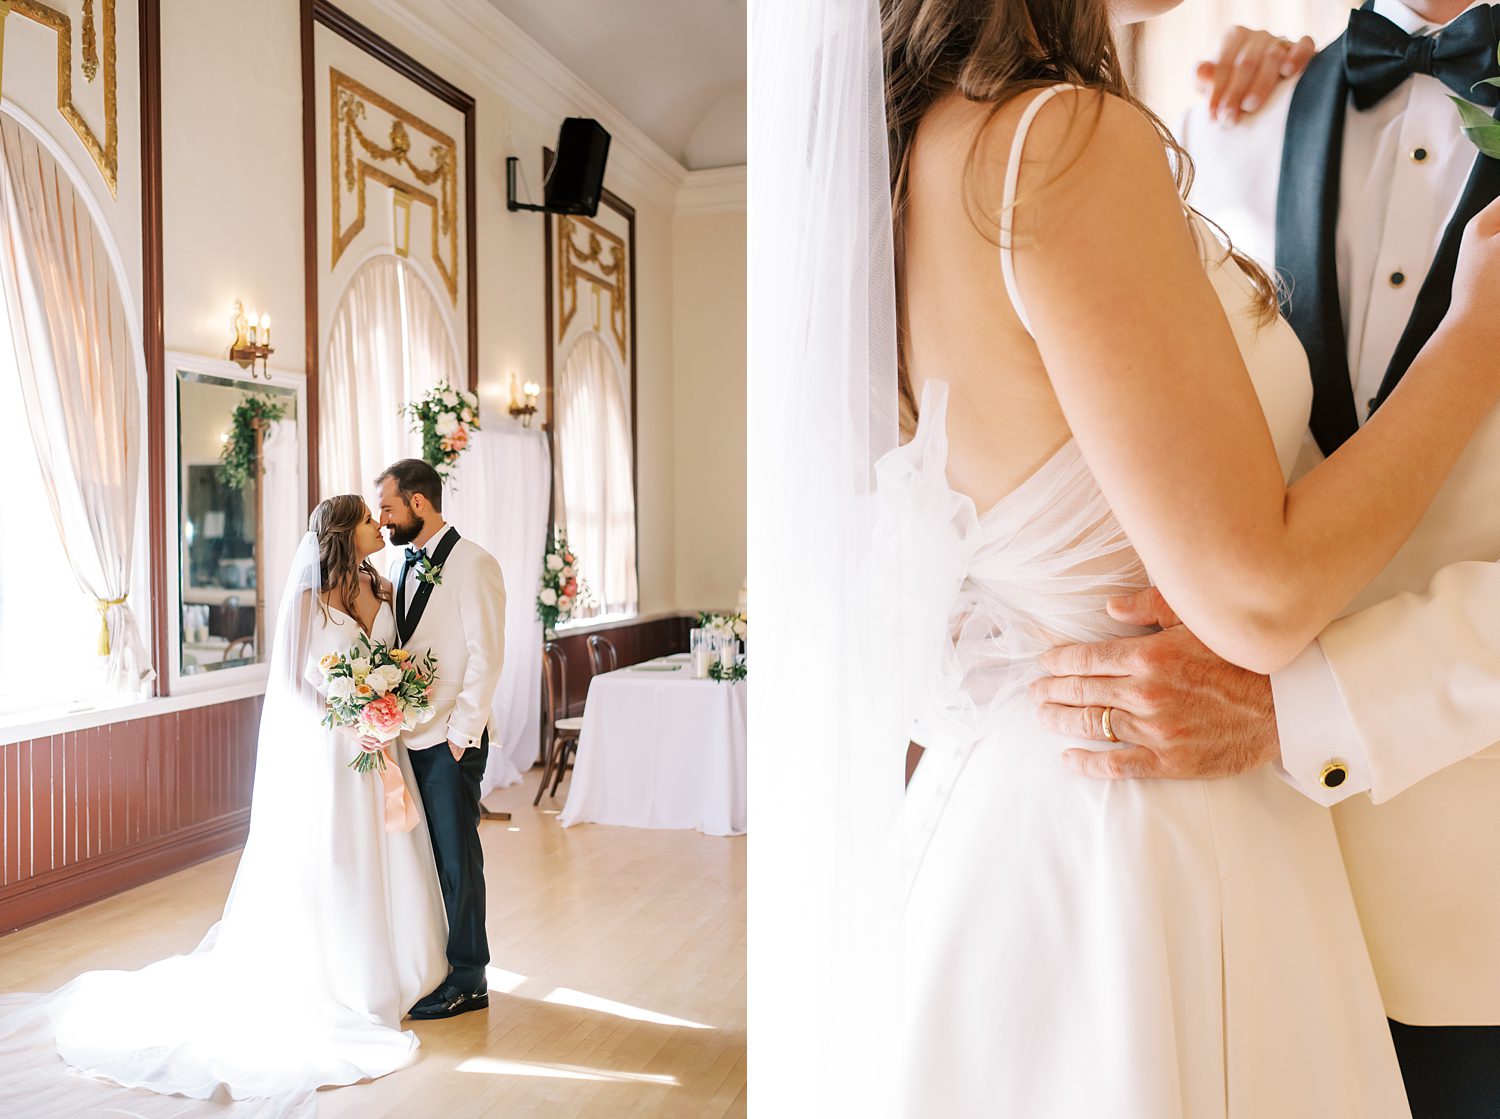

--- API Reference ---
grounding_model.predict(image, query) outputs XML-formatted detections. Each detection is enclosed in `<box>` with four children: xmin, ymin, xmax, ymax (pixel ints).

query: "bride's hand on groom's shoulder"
<box><xmin>1195</xmin><ymin>25</ymin><xmax>1315</xmax><ymax>126</ymax></box>
<box><xmin>1029</xmin><ymin>587</ymin><xmax>1280</xmax><ymax>781</ymax></box>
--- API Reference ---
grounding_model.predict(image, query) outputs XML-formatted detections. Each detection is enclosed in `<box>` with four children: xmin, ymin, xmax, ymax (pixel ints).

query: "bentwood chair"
<box><xmin>535</xmin><ymin>642</ymin><xmax>584</xmax><ymax>805</ymax></box>
<box><xmin>587</xmin><ymin>634</ymin><xmax>619</xmax><ymax>676</ymax></box>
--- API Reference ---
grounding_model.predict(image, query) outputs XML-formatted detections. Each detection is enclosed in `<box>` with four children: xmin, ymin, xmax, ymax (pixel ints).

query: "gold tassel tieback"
<box><xmin>96</xmin><ymin>594</ymin><xmax>127</xmax><ymax>656</ymax></box>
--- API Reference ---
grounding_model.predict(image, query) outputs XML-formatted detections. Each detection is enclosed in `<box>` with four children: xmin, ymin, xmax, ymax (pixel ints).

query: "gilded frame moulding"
<box><xmin>329</xmin><ymin>68</ymin><xmax>459</xmax><ymax>303</ymax></box>
<box><xmin>13</xmin><ymin>0</ymin><xmax>117</xmax><ymax>196</ymax></box>
<box><xmin>557</xmin><ymin>213</ymin><xmax>627</xmax><ymax>356</ymax></box>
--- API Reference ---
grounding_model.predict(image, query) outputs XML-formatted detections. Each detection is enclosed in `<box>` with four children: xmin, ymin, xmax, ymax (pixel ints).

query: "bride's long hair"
<box><xmin>310</xmin><ymin>494</ymin><xmax>390</xmax><ymax>625</ymax></box>
<box><xmin>882</xmin><ymin>0</ymin><xmax>1278</xmax><ymax>435</ymax></box>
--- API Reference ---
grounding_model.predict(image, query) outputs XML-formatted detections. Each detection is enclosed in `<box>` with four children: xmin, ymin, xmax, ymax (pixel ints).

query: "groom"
<box><xmin>375</xmin><ymin>457</ymin><xmax>507</xmax><ymax>1020</ymax></box>
<box><xmin>1032</xmin><ymin>3</ymin><xmax>1500</xmax><ymax>1115</ymax></box>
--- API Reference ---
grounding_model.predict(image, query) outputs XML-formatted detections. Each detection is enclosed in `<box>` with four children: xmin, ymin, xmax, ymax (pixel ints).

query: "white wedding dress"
<box><xmin>0</xmin><ymin>534</ymin><xmax>447</xmax><ymax>1117</ymax></box>
<box><xmin>889</xmin><ymin>87</ymin><xmax>1410</xmax><ymax>1117</ymax></box>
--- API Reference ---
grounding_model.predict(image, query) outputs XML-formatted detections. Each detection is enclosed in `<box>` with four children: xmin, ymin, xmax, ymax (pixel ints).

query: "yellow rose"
<box><xmin>318</xmin><ymin>653</ymin><xmax>339</xmax><ymax>675</ymax></box>
<box><xmin>389</xmin><ymin>649</ymin><xmax>411</xmax><ymax>662</ymax></box>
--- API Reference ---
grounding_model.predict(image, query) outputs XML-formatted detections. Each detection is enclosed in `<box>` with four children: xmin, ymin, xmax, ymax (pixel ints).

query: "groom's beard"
<box><xmin>385</xmin><ymin>516</ymin><xmax>422</xmax><ymax>546</ymax></box>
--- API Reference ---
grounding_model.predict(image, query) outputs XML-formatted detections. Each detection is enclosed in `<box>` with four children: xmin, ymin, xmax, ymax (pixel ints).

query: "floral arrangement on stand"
<box><xmin>537</xmin><ymin>533</ymin><xmax>581</xmax><ymax>638</ymax></box>
<box><xmin>700</xmin><ymin>612</ymin><xmax>748</xmax><ymax>682</ymax></box>
<box><xmin>403</xmin><ymin>383</ymin><xmax>480</xmax><ymax>480</ymax></box>
<box><xmin>318</xmin><ymin>636</ymin><xmax>439</xmax><ymax>773</ymax></box>
<box><xmin>217</xmin><ymin>391</ymin><xmax>287</xmax><ymax>489</ymax></box>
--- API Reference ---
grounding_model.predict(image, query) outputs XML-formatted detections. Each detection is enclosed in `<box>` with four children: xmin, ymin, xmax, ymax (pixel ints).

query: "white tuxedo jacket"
<box><xmin>388</xmin><ymin>526</ymin><xmax>507</xmax><ymax>752</ymax></box>
<box><xmin>1184</xmin><ymin>68</ymin><xmax>1500</xmax><ymax>1025</ymax></box>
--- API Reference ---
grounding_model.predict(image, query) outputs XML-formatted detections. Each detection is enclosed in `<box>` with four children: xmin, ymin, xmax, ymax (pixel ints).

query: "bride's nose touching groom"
<box><xmin>1027</xmin><ymin>3</ymin><xmax>1500</xmax><ymax>1115</ymax></box>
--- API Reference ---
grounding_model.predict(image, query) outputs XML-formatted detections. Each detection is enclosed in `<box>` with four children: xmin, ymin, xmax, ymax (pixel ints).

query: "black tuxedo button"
<box><xmin>1389</xmin><ymin>270</ymin><xmax>1406</xmax><ymax>287</ymax></box>
<box><xmin>1411</xmin><ymin>147</ymin><xmax>1428</xmax><ymax>163</ymax></box>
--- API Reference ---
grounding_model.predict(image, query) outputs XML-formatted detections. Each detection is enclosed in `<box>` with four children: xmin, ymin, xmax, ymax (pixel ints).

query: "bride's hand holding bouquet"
<box><xmin>318</xmin><ymin>637</ymin><xmax>439</xmax><ymax>773</ymax></box>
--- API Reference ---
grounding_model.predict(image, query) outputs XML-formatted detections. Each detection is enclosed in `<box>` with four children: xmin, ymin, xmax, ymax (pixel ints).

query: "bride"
<box><xmin>879</xmin><ymin>0</ymin><xmax>1500</xmax><ymax>1114</ymax></box>
<box><xmin>0</xmin><ymin>494</ymin><xmax>447</xmax><ymax>1116</ymax></box>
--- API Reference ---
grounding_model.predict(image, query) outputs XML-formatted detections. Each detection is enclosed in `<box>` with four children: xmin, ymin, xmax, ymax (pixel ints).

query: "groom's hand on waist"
<box><xmin>1029</xmin><ymin>587</ymin><xmax>1280</xmax><ymax>780</ymax></box>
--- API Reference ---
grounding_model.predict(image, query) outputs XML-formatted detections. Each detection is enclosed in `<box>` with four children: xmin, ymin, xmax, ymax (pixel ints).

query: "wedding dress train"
<box><xmin>888</xmin><ymin>86</ymin><xmax>1410</xmax><ymax>1117</ymax></box>
<box><xmin>0</xmin><ymin>535</ymin><xmax>447</xmax><ymax>1117</ymax></box>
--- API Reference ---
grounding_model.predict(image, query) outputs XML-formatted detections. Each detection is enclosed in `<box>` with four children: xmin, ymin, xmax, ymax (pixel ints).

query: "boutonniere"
<box><xmin>415</xmin><ymin>555</ymin><xmax>444</xmax><ymax>587</ymax></box>
<box><xmin>1450</xmin><ymin>46</ymin><xmax>1500</xmax><ymax>158</ymax></box>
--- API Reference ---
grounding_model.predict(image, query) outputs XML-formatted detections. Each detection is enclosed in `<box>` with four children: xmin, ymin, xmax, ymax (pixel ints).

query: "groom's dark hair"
<box><xmin>375</xmin><ymin>458</ymin><xmax>444</xmax><ymax>513</ymax></box>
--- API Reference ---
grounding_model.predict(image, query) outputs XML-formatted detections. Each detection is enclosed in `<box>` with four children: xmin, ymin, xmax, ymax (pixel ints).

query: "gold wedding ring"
<box><xmin>1101</xmin><ymin>706</ymin><xmax>1119</xmax><ymax>743</ymax></box>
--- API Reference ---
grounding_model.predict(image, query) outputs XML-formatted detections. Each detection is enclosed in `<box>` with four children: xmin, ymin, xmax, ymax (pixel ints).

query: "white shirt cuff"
<box><xmin>447</xmin><ymin>727</ymin><xmax>480</xmax><ymax>751</ymax></box>
<box><xmin>1269</xmin><ymin>640</ymin><xmax>1370</xmax><ymax>805</ymax></box>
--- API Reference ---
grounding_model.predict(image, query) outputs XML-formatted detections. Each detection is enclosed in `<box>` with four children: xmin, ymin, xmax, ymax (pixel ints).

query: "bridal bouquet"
<box><xmin>403</xmin><ymin>382</ymin><xmax>480</xmax><ymax>479</ymax></box>
<box><xmin>537</xmin><ymin>532</ymin><xmax>582</xmax><ymax>637</ymax></box>
<box><xmin>318</xmin><ymin>636</ymin><xmax>439</xmax><ymax>772</ymax></box>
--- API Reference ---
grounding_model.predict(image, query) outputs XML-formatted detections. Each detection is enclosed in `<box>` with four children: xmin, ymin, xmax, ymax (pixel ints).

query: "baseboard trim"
<box><xmin>0</xmin><ymin>809</ymin><xmax>251</xmax><ymax>936</ymax></box>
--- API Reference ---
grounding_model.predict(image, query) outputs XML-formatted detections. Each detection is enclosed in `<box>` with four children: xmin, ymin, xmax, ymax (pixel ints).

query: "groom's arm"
<box><xmin>448</xmin><ymin>550</ymin><xmax>507</xmax><ymax>752</ymax></box>
<box><xmin>1031</xmin><ymin>564</ymin><xmax>1500</xmax><ymax>801</ymax></box>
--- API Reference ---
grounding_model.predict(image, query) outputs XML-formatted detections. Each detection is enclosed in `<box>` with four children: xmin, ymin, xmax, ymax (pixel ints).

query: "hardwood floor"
<box><xmin>0</xmin><ymin>777</ymin><xmax>746</xmax><ymax>1118</ymax></box>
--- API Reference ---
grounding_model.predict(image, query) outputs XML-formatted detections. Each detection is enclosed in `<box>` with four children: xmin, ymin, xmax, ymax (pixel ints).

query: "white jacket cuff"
<box><xmin>1270</xmin><ymin>640</ymin><xmax>1370</xmax><ymax>806</ymax></box>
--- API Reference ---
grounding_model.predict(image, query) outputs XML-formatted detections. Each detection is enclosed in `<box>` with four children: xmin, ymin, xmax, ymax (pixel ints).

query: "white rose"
<box><xmin>734</xmin><ymin>619</ymin><xmax>747</xmax><ymax>639</ymax></box>
<box><xmin>327</xmin><ymin>676</ymin><xmax>356</xmax><ymax>701</ymax></box>
<box><xmin>539</xmin><ymin>588</ymin><xmax>558</xmax><ymax>606</ymax></box>
<box><xmin>441</xmin><ymin>387</ymin><xmax>458</xmax><ymax>406</ymax></box>
<box><xmin>462</xmin><ymin>389</ymin><xmax>478</xmax><ymax>407</ymax></box>
<box><xmin>561</xmin><ymin>565</ymin><xmax>574</xmax><ymax>580</ymax></box>
<box><xmin>367</xmin><ymin>664</ymin><xmax>402</xmax><ymax>695</ymax></box>
<box><xmin>435</xmin><ymin>411</ymin><xmax>459</xmax><ymax>436</ymax></box>
<box><xmin>349</xmin><ymin>657</ymin><xmax>370</xmax><ymax>682</ymax></box>
<box><xmin>546</xmin><ymin>554</ymin><xmax>564</xmax><ymax>572</ymax></box>
<box><xmin>462</xmin><ymin>408</ymin><xmax>474</xmax><ymax>424</ymax></box>
<box><xmin>558</xmin><ymin>594</ymin><xmax>572</xmax><ymax>610</ymax></box>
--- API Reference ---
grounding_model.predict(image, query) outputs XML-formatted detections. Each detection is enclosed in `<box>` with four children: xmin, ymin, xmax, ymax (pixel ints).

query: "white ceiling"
<box><xmin>483</xmin><ymin>0</ymin><xmax>746</xmax><ymax>171</ymax></box>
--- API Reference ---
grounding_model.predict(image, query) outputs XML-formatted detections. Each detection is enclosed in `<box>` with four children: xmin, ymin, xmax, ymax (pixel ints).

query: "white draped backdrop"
<box><xmin>444</xmin><ymin>427</ymin><xmax>550</xmax><ymax>795</ymax></box>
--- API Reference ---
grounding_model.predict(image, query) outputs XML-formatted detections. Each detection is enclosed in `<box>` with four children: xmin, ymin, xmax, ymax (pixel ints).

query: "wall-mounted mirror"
<box><xmin>167</xmin><ymin>353</ymin><xmax>307</xmax><ymax>691</ymax></box>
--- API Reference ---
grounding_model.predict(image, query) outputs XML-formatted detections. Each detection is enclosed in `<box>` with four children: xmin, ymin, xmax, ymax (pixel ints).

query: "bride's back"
<box><xmin>902</xmin><ymin>90</ymin><xmax>1078</xmax><ymax>512</ymax></box>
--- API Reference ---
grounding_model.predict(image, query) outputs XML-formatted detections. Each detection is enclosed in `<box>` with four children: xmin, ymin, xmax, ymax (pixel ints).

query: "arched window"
<box><xmin>553</xmin><ymin>332</ymin><xmax>638</xmax><ymax>618</ymax></box>
<box><xmin>320</xmin><ymin>255</ymin><xmax>461</xmax><ymax>497</ymax></box>
<box><xmin>0</xmin><ymin>110</ymin><xmax>151</xmax><ymax>720</ymax></box>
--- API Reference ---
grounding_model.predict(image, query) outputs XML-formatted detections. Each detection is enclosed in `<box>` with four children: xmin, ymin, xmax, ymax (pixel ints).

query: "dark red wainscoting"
<box><xmin>0</xmin><ymin>697</ymin><xmax>261</xmax><ymax>935</ymax></box>
<box><xmin>546</xmin><ymin>615</ymin><xmax>695</xmax><ymax>720</ymax></box>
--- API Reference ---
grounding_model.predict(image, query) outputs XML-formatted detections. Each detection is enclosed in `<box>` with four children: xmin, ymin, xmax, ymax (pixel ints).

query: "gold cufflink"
<box><xmin>1319</xmin><ymin>761</ymin><xmax>1349</xmax><ymax>789</ymax></box>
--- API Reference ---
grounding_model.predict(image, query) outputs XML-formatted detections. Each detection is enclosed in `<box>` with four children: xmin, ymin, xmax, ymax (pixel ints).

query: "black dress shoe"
<box><xmin>408</xmin><ymin>982</ymin><xmax>489</xmax><ymax>1020</ymax></box>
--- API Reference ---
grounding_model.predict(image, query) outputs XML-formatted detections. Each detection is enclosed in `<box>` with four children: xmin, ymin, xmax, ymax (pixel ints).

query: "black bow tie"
<box><xmin>405</xmin><ymin>546</ymin><xmax>425</xmax><ymax>565</ymax></box>
<box><xmin>1346</xmin><ymin>4</ymin><xmax>1500</xmax><ymax>111</ymax></box>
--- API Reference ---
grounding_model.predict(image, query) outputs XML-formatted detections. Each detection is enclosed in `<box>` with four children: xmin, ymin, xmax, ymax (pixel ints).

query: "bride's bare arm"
<box><xmin>1009</xmin><ymin>91</ymin><xmax>1500</xmax><ymax>674</ymax></box>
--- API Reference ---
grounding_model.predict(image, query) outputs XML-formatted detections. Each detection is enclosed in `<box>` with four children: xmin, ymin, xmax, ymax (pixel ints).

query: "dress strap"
<box><xmin>999</xmin><ymin>84</ymin><xmax>1079</xmax><ymax>337</ymax></box>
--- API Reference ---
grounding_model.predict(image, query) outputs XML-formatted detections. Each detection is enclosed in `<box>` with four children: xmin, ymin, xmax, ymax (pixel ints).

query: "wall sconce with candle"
<box><xmin>229</xmin><ymin>299</ymin><xmax>275</xmax><ymax>378</ymax></box>
<box><xmin>507</xmin><ymin>373</ymin><xmax>541</xmax><ymax>427</ymax></box>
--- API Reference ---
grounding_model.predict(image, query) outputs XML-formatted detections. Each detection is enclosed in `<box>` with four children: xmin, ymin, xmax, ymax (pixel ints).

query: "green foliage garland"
<box><xmin>217</xmin><ymin>391</ymin><xmax>287</xmax><ymax>490</ymax></box>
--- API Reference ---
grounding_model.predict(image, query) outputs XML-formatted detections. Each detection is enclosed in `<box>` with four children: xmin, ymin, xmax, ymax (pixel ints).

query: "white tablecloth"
<box><xmin>559</xmin><ymin>658</ymin><xmax>747</xmax><ymax>836</ymax></box>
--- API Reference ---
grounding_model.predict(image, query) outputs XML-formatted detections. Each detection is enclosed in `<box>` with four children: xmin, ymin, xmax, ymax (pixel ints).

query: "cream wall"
<box><xmin>671</xmin><ymin>206</ymin><xmax>746</xmax><ymax>613</ymax></box>
<box><xmin>156</xmin><ymin>0</ymin><xmax>707</xmax><ymax>616</ymax></box>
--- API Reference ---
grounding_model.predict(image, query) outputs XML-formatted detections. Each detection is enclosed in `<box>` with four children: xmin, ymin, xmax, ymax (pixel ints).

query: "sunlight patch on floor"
<box><xmin>540</xmin><ymin>986</ymin><xmax>713</xmax><ymax>1029</ymax></box>
<box><xmin>455</xmin><ymin>1057</ymin><xmax>678</xmax><ymax>1085</ymax></box>
<box><xmin>483</xmin><ymin>967</ymin><xmax>529</xmax><ymax>994</ymax></box>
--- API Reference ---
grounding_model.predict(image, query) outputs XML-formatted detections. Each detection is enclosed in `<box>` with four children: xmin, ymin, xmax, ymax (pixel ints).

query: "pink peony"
<box><xmin>448</xmin><ymin>425</ymin><xmax>469</xmax><ymax>451</ymax></box>
<box><xmin>358</xmin><ymin>694</ymin><xmax>404</xmax><ymax>740</ymax></box>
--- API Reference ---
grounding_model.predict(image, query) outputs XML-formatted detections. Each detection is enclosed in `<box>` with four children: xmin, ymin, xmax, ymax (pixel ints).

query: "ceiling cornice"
<box><xmin>675</xmin><ymin>165</ymin><xmax>746</xmax><ymax>217</ymax></box>
<box><xmin>361</xmin><ymin>0</ymin><xmax>690</xmax><ymax>210</ymax></box>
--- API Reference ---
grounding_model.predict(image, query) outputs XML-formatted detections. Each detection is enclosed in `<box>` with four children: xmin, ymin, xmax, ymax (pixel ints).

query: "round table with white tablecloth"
<box><xmin>558</xmin><ymin>656</ymin><xmax>747</xmax><ymax>836</ymax></box>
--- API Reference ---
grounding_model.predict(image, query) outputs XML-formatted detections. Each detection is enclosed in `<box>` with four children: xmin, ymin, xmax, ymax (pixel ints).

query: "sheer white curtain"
<box><xmin>0</xmin><ymin>112</ymin><xmax>151</xmax><ymax>695</ymax></box>
<box><xmin>443</xmin><ymin>427</ymin><xmax>550</xmax><ymax>792</ymax></box>
<box><xmin>259</xmin><ymin>419</ymin><xmax>301</xmax><ymax>661</ymax></box>
<box><xmin>320</xmin><ymin>256</ymin><xmax>459</xmax><ymax>499</ymax></box>
<box><xmin>553</xmin><ymin>332</ymin><xmax>638</xmax><ymax>616</ymax></box>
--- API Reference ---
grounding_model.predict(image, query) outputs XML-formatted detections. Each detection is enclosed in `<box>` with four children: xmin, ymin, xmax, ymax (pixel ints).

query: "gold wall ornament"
<box><xmin>329</xmin><ymin>69</ymin><xmax>458</xmax><ymax>302</ymax></box>
<box><xmin>391</xmin><ymin>187</ymin><xmax>412</xmax><ymax>257</ymax></box>
<box><xmin>557</xmin><ymin>214</ymin><xmax>627</xmax><ymax>355</ymax></box>
<box><xmin>12</xmin><ymin>0</ymin><xmax>117</xmax><ymax>195</ymax></box>
<box><xmin>80</xmin><ymin>0</ymin><xmax>96</xmax><ymax>82</ymax></box>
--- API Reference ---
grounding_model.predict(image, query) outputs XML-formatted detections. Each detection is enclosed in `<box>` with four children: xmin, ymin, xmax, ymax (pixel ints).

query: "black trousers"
<box><xmin>408</xmin><ymin>729</ymin><xmax>490</xmax><ymax>991</ymax></box>
<box><xmin>1390</xmin><ymin>1019</ymin><xmax>1500</xmax><ymax>1119</ymax></box>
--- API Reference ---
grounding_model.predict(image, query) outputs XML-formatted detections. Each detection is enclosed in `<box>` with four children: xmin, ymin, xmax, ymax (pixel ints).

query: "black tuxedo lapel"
<box><xmin>1276</xmin><ymin>33</ymin><xmax>1360</xmax><ymax>457</ymax></box>
<box><xmin>396</xmin><ymin>527</ymin><xmax>461</xmax><ymax>647</ymax></box>
<box><xmin>1371</xmin><ymin>114</ymin><xmax>1500</xmax><ymax>412</ymax></box>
